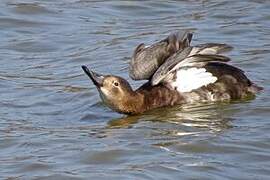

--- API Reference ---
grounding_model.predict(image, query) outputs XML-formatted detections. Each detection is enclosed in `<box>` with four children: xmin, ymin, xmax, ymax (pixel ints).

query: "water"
<box><xmin>0</xmin><ymin>0</ymin><xmax>270</xmax><ymax>179</ymax></box>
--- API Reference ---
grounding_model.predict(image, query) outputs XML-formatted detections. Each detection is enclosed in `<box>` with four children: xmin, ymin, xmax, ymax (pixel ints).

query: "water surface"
<box><xmin>0</xmin><ymin>0</ymin><xmax>270</xmax><ymax>179</ymax></box>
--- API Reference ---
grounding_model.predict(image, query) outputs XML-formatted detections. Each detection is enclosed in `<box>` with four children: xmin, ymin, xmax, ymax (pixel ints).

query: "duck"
<box><xmin>82</xmin><ymin>31</ymin><xmax>262</xmax><ymax>115</ymax></box>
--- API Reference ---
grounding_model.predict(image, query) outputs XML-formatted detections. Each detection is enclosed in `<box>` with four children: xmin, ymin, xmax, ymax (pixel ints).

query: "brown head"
<box><xmin>82</xmin><ymin>66</ymin><xmax>143</xmax><ymax>114</ymax></box>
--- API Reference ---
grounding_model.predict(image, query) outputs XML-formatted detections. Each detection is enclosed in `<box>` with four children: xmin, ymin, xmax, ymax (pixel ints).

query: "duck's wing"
<box><xmin>165</xmin><ymin>30</ymin><xmax>193</xmax><ymax>51</ymax></box>
<box><xmin>189</xmin><ymin>43</ymin><xmax>233</xmax><ymax>55</ymax></box>
<box><xmin>151</xmin><ymin>46</ymin><xmax>231</xmax><ymax>89</ymax></box>
<box><xmin>129</xmin><ymin>30</ymin><xmax>193</xmax><ymax>80</ymax></box>
<box><xmin>157</xmin><ymin>61</ymin><xmax>259</xmax><ymax>96</ymax></box>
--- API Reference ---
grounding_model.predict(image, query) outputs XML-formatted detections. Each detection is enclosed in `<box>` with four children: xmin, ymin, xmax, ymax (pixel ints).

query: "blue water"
<box><xmin>0</xmin><ymin>0</ymin><xmax>270</xmax><ymax>179</ymax></box>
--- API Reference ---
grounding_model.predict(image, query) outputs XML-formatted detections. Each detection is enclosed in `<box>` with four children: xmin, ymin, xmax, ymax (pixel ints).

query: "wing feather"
<box><xmin>151</xmin><ymin>46</ymin><xmax>231</xmax><ymax>86</ymax></box>
<box><xmin>189</xmin><ymin>43</ymin><xmax>233</xmax><ymax>55</ymax></box>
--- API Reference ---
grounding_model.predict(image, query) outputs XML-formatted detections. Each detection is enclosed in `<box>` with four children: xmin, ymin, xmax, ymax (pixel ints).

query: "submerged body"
<box><xmin>82</xmin><ymin>62</ymin><xmax>261</xmax><ymax>115</ymax></box>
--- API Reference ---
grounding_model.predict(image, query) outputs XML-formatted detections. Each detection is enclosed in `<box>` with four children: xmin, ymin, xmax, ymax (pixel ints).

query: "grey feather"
<box><xmin>129</xmin><ymin>30</ymin><xmax>193</xmax><ymax>80</ymax></box>
<box><xmin>151</xmin><ymin>47</ymin><xmax>231</xmax><ymax>86</ymax></box>
<box><xmin>190</xmin><ymin>43</ymin><xmax>233</xmax><ymax>56</ymax></box>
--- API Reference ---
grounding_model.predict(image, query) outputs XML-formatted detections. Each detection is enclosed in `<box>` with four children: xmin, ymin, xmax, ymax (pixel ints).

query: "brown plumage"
<box><xmin>82</xmin><ymin>66</ymin><xmax>184</xmax><ymax>114</ymax></box>
<box><xmin>82</xmin><ymin>62</ymin><xmax>262</xmax><ymax>115</ymax></box>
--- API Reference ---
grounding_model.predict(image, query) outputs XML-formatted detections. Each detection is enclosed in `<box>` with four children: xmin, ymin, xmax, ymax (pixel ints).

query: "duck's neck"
<box><xmin>116</xmin><ymin>92</ymin><xmax>144</xmax><ymax>115</ymax></box>
<box><xmin>118</xmin><ymin>83</ymin><xmax>185</xmax><ymax>114</ymax></box>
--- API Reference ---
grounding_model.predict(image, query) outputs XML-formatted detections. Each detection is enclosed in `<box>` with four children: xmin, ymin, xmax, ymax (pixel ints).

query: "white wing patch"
<box><xmin>172</xmin><ymin>67</ymin><xmax>217</xmax><ymax>93</ymax></box>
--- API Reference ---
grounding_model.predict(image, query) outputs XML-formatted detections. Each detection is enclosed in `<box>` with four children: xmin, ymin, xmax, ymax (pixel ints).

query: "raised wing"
<box><xmin>129</xmin><ymin>30</ymin><xmax>193</xmax><ymax>80</ymax></box>
<box><xmin>151</xmin><ymin>45</ymin><xmax>231</xmax><ymax>86</ymax></box>
<box><xmin>189</xmin><ymin>43</ymin><xmax>233</xmax><ymax>55</ymax></box>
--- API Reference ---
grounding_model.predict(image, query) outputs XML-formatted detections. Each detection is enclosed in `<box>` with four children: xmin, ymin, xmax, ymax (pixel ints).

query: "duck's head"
<box><xmin>82</xmin><ymin>65</ymin><xmax>139</xmax><ymax>113</ymax></box>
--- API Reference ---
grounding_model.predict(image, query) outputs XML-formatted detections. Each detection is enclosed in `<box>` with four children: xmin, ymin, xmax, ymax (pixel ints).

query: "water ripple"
<box><xmin>0</xmin><ymin>0</ymin><xmax>269</xmax><ymax>179</ymax></box>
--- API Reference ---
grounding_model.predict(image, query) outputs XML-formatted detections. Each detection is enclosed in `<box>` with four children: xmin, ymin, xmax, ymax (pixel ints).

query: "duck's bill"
<box><xmin>81</xmin><ymin>65</ymin><xmax>104</xmax><ymax>87</ymax></box>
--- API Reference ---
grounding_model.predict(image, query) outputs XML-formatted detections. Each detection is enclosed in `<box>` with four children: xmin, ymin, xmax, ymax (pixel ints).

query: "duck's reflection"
<box><xmin>107</xmin><ymin>114</ymin><xmax>142</xmax><ymax>129</ymax></box>
<box><xmin>107</xmin><ymin>102</ymin><xmax>234</xmax><ymax>133</ymax></box>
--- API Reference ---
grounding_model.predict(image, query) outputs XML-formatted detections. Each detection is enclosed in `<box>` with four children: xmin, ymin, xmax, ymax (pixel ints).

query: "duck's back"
<box><xmin>145</xmin><ymin>40</ymin><xmax>262</xmax><ymax>104</ymax></box>
<box><xmin>179</xmin><ymin>62</ymin><xmax>262</xmax><ymax>103</ymax></box>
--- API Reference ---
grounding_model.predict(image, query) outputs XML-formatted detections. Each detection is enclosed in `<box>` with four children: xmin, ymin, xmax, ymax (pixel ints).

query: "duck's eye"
<box><xmin>113</xmin><ymin>82</ymin><xmax>119</xmax><ymax>87</ymax></box>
